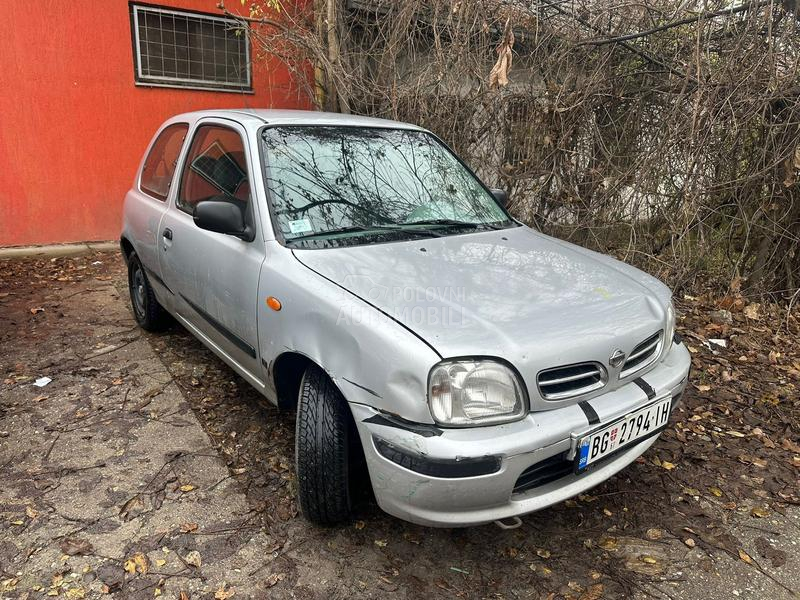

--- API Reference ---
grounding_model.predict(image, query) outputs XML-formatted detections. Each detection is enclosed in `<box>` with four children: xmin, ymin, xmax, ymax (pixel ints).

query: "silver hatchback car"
<box><xmin>121</xmin><ymin>109</ymin><xmax>690</xmax><ymax>528</ymax></box>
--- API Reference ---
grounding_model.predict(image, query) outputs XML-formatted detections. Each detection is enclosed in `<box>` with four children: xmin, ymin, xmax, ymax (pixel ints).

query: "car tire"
<box><xmin>127</xmin><ymin>252</ymin><xmax>171</xmax><ymax>332</ymax></box>
<box><xmin>295</xmin><ymin>364</ymin><xmax>354</xmax><ymax>525</ymax></box>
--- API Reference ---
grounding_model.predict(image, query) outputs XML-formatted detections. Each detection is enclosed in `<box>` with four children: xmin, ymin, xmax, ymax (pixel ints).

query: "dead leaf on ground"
<box><xmin>598</xmin><ymin>537</ymin><xmax>618</xmax><ymax>551</ymax></box>
<box><xmin>754</xmin><ymin>536</ymin><xmax>787</xmax><ymax>568</ymax></box>
<box><xmin>645</xmin><ymin>528</ymin><xmax>663</xmax><ymax>540</ymax></box>
<box><xmin>738</xmin><ymin>549</ymin><xmax>753</xmax><ymax>564</ymax></box>
<box><xmin>265</xmin><ymin>573</ymin><xmax>284</xmax><ymax>587</ymax></box>
<box><xmin>180</xmin><ymin>522</ymin><xmax>198</xmax><ymax>533</ymax></box>
<box><xmin>214</xmin><ymin>584</ymin><xmax>235</xmax><ymax>599</ymax></box>
<box><xmin>403</xmin><ymin>532</ymin><xmax>422</xmax><ymax>545</ymax></box>
<box><xmin>123</xmin><ymin>552</ymin><xmax>149</xmax><ymax>575</ymax></box>
<box><xmin>578</xmin><ymin>583</ymin><xmax>604</xmax><ymax>600</ymax></box>
<box><xmin>59</xmin><ymin>537</ymin><xmax>94</xmax><ymax>556</ymax></box>
<box><xmin>781</xmin><ymin>438</ymin><xmax>800</xmax><ymax>453</ymax></box>
<box><xmin>184</xmin><ymin>550</ymin><xmax>201</xmax><ymax>568</ymax></box>
<box><xmin>119</xmin><ymin>495</ymin><xmax>144</xmax><ymax>521</ymax></box>
<box><xmin>743</xmin><ymin>303</ymin><xmax>761</xmax><ymax>320</ymax></box>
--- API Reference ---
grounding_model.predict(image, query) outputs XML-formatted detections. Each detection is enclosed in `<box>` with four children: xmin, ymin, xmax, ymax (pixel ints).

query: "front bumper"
<box><xmin>350</xmin><ymin>341</ymin><xmax>691</xmax><ymax>527</ymax></box>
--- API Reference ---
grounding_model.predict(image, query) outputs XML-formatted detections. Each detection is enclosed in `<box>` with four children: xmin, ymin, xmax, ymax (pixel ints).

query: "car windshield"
<box><xmin>260</xmin><ymin>126</ymin><xmax>513</xmax><ymax>246</ymax></box>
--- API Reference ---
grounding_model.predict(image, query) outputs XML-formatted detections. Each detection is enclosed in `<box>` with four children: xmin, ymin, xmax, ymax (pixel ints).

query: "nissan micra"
<box><xmin>121</xmin><ymin>109</ymin><xmax>691</xmax><ymax>528</ymax></box>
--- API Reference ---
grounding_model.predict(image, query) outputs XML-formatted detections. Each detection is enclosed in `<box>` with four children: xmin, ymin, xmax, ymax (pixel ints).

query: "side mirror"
<box><xmin>193</xmin><ymin>200</ymin><xmax>253</xmax><ymax>241</ymax></box>
<box><xmin>490</xmin><ymin>188</ymin><xmax>509</xmax><ymax>207</ymax></box>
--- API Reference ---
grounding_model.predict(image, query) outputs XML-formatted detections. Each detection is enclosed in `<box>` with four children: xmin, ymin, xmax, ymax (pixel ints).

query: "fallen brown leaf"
<box><xmin>59</xmin><ymin>537</ymin><xmax>94</xmax><ymax>556</ymax></box>
<box><xmin>123</xmin><ymin>552</ymin><xmax>149</xmax><ymax>575</ymax></box>
<box><xmin>598</xmin><ymin>537</ymin><xmax>618</xmax><ymax>551</ymax></box>
<box><xmin>781</xmin><ymin>438</ymin><xmax>800</xmax><ymax>453</ymax></box>
<box><xmin>578</xmin><ymin>583</ymin><xmax>604</xmax><ymax>600</ymax></box>
<box><xmin>184</xmin><ymin>550</ymin><xmax>201</xmax><ymax>568</ymax></box>
<box><xmin>645</xmin><ymin>528</ymin><xmax>663</xmax><ymax>541</ymax></box>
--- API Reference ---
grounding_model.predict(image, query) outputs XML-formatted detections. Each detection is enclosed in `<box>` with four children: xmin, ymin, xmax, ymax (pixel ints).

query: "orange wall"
<box><xmin>0</xmin><ymin>0</ymin><xmax>310</xmax><ymax>247</ymax></box>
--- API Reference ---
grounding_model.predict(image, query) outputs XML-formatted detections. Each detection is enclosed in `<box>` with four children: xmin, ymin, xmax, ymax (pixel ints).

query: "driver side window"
<box><xmin>177</xmin><ymin>124</ymin><xmax>251</xmax><ymax>215</ymax></box>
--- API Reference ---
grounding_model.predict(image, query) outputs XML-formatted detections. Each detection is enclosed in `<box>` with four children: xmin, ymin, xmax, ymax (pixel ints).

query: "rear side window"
<box><xmin>140</xmin><ymin>123</ymin><xmax>189</xmax><ymax>201</ymax></box>
<box><xmin>177</xmin><ymin>125</ymin><xmax>250</xmax><ymax>215</ymax></box>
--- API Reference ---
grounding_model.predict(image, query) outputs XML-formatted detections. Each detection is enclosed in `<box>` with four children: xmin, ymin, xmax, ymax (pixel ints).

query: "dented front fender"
<box><xmin>257</xmin><ymin>243</ymin><xmax>441</xmax><ymax>423</ymax></box>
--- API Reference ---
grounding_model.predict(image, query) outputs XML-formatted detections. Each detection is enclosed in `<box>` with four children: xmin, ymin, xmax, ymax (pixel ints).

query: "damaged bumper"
<box><xmin>350</xmin><ymin>341</ymin><xmax>690</xmax><ymax>527</ymax></box>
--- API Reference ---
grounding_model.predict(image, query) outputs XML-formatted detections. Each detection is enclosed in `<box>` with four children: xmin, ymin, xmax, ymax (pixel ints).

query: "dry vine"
<box><xmin>223</xmin><ymin>0</ymin><xmax>800</xmax><ymax>300</ymax></box>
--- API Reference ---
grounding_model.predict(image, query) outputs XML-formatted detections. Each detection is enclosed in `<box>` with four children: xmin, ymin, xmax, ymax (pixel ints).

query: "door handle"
<box><xmin>163</xmin><ymin>228</ymin><xmax>173</xmax><ymax>240</ymax></box>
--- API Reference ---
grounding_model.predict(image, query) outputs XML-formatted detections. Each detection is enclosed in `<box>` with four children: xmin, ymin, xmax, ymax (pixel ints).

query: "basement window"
<box><xmin>130</xmin><ymin>3</ymin><xmax>252</xmax><ymax>92</ymax></box>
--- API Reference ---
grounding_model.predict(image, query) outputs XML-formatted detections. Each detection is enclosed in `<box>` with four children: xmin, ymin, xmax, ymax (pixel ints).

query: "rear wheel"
<box><xmin>295</xmin><ymin>364</ymin><xmax>356</xmax><ymax>524</ymax></box>
<box><xmin>127</xmin><ymin>252</ymin><xmax>171</xmax><ymax>331</ymax></box>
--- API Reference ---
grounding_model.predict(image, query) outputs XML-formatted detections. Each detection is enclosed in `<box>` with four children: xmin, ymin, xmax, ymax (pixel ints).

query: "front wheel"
<box><xmin>295</xmin><ymin>364</ymin><xmax>355</xmax><ymax>524</ymax></box>
<box><xmin>127</xmin><ymin>252</ymin><xmax>171</xmax><ymax>332</ymax></box>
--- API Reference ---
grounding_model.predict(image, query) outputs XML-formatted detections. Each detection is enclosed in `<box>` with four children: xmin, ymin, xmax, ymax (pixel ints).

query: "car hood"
<box><xmin>293</xmin><ymin>226</ymin><xmax>672</xmax><ymax>408</ymax></box>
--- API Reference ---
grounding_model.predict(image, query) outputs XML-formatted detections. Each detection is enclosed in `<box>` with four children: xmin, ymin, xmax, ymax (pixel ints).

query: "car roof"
<box><xmin>174</xmin><ymin>109</ymin><xmax>426</xmax><ymax>131</ymax></box>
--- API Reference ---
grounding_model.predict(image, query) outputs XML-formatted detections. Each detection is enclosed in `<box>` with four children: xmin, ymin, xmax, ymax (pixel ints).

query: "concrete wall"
<box><xmin>0</xmin><ymin>0</ymin><xmax>310</xmax><ymax>246</ymax></box>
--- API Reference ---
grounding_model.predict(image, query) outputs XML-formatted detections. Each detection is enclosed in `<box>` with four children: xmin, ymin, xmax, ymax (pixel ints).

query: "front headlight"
<box><xmin>428</xmin><ymin>359</ymin><xmax>527</xmax><ymax>426</ymax></box>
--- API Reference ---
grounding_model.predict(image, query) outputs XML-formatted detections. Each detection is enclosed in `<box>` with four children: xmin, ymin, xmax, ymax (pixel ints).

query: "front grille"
<box><xmin>620</xmin><ymin>331</ymin><xmax>662</xmax><ymax>378</ymax></box>
<box><xmin>513</xmin><ymin>453</ymin><xmax>572</xmax><ymax>494</ymax></box>
<box><xmin>537</xmin><ymin>362</ymin><xmax>606</xmax><ymax>400</ymax></box>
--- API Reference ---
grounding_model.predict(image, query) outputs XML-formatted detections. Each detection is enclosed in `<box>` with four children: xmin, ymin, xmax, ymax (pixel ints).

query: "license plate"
<box><xmin>575</xmin><ymin>397</ymin><xmax>672</xmax><ymax>472</ymax></box>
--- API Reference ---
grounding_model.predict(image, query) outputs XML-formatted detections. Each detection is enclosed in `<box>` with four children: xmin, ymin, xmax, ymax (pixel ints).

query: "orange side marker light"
<box><xmin>266</xmin><ymin>296</ymin><xmax>282</xmax><ymax>311</ymax></box>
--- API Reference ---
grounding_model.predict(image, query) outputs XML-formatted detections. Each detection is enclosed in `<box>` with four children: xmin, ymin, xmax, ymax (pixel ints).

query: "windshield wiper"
<box><xmin>402</xmin><ymin>219</ymin><xmax>502</xmax><ymax>230</ymax></box>
<box><xmin>288</xmin><ymin>224</ymin><xmax>441</xmax><ymax>242</ymax></box>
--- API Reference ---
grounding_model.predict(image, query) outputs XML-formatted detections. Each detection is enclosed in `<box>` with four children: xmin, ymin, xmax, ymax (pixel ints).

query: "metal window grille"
<box><xmin>131</xmin><ymin>3</ymin><xmax>251</xmax><ymax>92</ymax></box>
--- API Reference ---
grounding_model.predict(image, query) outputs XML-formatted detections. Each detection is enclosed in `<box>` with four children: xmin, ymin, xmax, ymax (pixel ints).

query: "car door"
<box><xmin>158</xmin><ymin>119</ymin><xmax>265</xmax><ymax>387</ymax></box>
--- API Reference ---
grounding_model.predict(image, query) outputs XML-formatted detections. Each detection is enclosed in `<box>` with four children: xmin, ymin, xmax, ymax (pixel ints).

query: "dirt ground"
<box><xmin>1</xmin><ymin>250</ymin><xmax>798</xmax><ymax>600</ymax></box>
